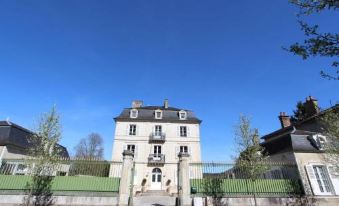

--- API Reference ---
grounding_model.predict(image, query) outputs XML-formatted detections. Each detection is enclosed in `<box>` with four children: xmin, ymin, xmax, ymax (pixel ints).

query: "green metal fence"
<box><xmin>0</xmin><ymin>159</ymin><xmax>122</xmax><ymax>193</ymax></box>
<box><xmin>189</xmin><ymin>162</ymin><xmax>303</xmax><ymax>197</ymax></box>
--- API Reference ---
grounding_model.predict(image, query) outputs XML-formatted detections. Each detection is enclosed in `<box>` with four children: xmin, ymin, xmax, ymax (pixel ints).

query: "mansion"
<box><xmin>110</xmin><ymin>99</ymin><xmax>202</xmax><ymax>194</ymax></box>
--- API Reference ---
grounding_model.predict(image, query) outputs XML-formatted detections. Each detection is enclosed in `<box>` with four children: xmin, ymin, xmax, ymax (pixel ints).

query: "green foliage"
<box><xmin>234</xmin><ymin>115</ymin><xmax>268</xmax><ymax>179</ymax></box>
<box><xmin>288</xmin><ymin>0</ymin><xmax>339</xmax><ymax>80</ymax></box>
<box><xmin>23</xmin><ymin>106</ymin><xmax>62</xmax><ymax>206</ymax></box>
<box><xmin>320</xmin><ymin>106</ymin><xmax>339</xmax><ymax>167</ymax></box>
<box><xmin>68</xmin><ymin>160</ymin><xmax>110</xmax><ymax>177</ymax></box>
<box><xmin>291</xmin><ymin>101</ymin><xmax>308</xmax><ymax>123</ymax></box>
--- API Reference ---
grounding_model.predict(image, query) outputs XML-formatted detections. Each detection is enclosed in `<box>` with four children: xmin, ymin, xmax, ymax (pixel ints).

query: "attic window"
<box><xmin>130</xmin><ymin>109</ymin><xmax>138</xmax><ymax>118</ymax></box>
<box><xmin>179</xmin><ymin>110</ymin><xmax>187</xmax><ymax>120</ymax></box>
<box><xmin>310</xmin><ymin>134</ymin><xmax>327</xmax><ymax>150</ymax></box>
<box><xmin>155</xmin><ymin>110</ymin><xmax>163</xmax><ymax>119</ymax></box>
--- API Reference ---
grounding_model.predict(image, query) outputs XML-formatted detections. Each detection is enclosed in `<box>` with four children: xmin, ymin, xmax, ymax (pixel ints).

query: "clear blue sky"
<box><xmin>0</xmin><ymin>0</ymin><xmax>338</xmax><ymax>161</ymax></box>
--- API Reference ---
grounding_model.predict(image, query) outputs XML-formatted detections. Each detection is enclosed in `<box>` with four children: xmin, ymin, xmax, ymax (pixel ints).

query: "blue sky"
<box><xmin>0</xmin><ymin>0</ymin><xmax>338</xmax><ymax>161</ymax></box>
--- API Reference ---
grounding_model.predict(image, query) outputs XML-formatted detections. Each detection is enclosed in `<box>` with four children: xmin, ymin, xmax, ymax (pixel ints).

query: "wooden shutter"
<box><xmin>327</xmin><ymin>166</ymin><xmax>339</xmax><ymax>195</ymax></box>
<box><xmin>305</xmin><ymin>165</ymin><xmax>322</xmax><ymax>195</ymax></box>
<box><xmin>187</xmin><ymin>126</ymin><xmax>190</xmax><ymax>137</ymax></box>
<box><xmin>177</xmin><ymin>126</ymin><xmax>180</xmax><ymax>137</ymax></box>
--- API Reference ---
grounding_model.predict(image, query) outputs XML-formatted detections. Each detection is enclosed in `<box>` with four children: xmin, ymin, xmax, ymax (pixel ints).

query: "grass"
<box><xmin>0</xmin><ymin>175</ymin><xmax>120</xmax><ymax>192</ymax></box>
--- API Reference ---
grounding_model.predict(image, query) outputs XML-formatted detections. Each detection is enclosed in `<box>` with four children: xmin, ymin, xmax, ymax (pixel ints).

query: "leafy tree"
<box><xmin>291</xmin><ymin>101</ymin><xmax>308</xmax><ymax>123</ymax></box>
<box><xmin>74</xmin><ymin>133</ymin><xmax>104</xmax><ymax>160</ymax></box>
<box><xmin>234</xmin><ymin>115</ymin><xmax>268</xmax><ymax>206</ymax></box>
<box><xmin>320</xmin><ymin>105</ymin><xmax>339</xmax><ymax>169</ymax></box>
<box><xmin>23</xmin><ymin>106</ymin><xmax>62</xmax><ymax>206</ymax></box>
<box><xmin>287</xmin><ymin>0</ymin><xmax>339</xmax><ymax>80</ymax></box>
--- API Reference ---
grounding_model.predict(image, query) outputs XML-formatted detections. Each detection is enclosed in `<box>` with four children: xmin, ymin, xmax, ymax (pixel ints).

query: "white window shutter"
<box><xmin>134</xmin><ymin>145</ymin><xmax>138</xmax><ymax>159</ymax></box>
<box><xmin>175</xmin><ymin>146</ymin><xmax>179</xmax><ymax>158</ymax></box>
<box><xmin>188</xmin><ymin>146</ymin><xmax>192</xmax><ymax>155</ymax></box>
<box><xmin>327</xmin><ymin>166</ymin><xmax>339</xmax><ymax>195</ymax></box>
<box><xmin>177</xmin><ymin>126</ymin><xmax>180</xmax><ymax>137</ymax></box>
<box><xmin>305</xmin><ymin>165</ymin><xmax>322</xmax><ymax>195</ymax></box>
<box><xmin>123</xmin><ymin>144</ymin><xmax>127</xmax><ymax>152</ymax></box>
<box><xmin>127</xmin><ymin>125</ymin><xmax>130</xmax><ymax>135</ymax></box>
<box><xmin>187</xmin><ymin>126</ymin><xmax>190</xmax><ymax>137</ymax></box>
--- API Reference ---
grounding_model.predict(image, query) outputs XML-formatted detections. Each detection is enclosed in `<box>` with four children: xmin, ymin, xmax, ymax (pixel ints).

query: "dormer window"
<box><xmin>155</xmin><ymin>109</ymin><xmax>163</xmax><ymax>119</ymax></box>
<box><xmin>179</xmin><ymin>110</ymin><xmax>187</xmax><ymax>120</ymax></box>
<box><xmin>130</xmin><ymin>109</ymin><xmax>138</xmax><ymax>118</ymax></box>
<box><xmin>310</xmin><ymin>134</ymin><xmax>327</xmax><ymax>150</ymax></box>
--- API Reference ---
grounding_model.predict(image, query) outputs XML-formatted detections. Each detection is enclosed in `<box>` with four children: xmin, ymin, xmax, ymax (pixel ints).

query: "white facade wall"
<box><xmin>111</xmin><ymin>120</ymin><xmax>201</xmax><ymax>194</ymax></box>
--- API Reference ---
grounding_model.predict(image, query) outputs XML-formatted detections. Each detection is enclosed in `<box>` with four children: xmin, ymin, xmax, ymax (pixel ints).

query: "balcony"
<box><xmin>149</xmin><ymin>132</ymin><xmax>166</xmax><ymax>143</ymax></box>
<box><xmin>148</xmin><ymin>154</ymin><xmax>165</xmax><ymax>166</ymax></box>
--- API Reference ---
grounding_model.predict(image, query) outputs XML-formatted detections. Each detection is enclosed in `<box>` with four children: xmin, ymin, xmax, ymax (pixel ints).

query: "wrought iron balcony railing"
<box><xmin>148</xmin><ymin>154</ymin><xmax>165</xmax><ymax>165</ymax></box>
<box><xmin>149</xmin><ymin>132</ymin><xmax>166</xmax><ymax>143</ymax></box>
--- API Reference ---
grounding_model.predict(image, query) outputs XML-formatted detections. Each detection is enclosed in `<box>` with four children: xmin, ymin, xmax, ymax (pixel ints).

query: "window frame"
<box><xmin>180</xmin><ymin>126</ymin><xmax>187</xmax><ymax>137</ymax></box>
<box><xmin>155</xmin><ymin>109</ymin><xmax>163</xmax><ymax>119</ymax></box>
<box><xmin>179</xmin><ymin>110</ymin><xmax>187</xmax><ymax>120</ymax></box>
<box><xmin>130</xmin><ymin>109</ymin><xmax>138</xmax><ymax>118</ymax></box>
<box><xmin>129</xmin><ymin>124</ymin><xmax>137</xmax><ymax>136</ymax></box>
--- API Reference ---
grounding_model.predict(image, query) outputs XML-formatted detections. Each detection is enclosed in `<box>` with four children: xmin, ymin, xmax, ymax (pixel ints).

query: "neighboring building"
<box><xmin>110</xmin><ymin>99</ymin><xmax>202</xmax><ymax>194</ymax></box>
<box><xmin>0</xmin><ymin>121</ymin><xmax>69</xmax><ymax>175</ymax></box>
<box><xmin>261</xmin><ymin>97</ymin><xmax>339</xmax><ymax>196</ymax></box>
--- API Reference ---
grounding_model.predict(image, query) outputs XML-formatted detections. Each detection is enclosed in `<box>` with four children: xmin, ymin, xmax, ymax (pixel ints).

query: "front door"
<box><xmin>151</xmin><ymin>168</ymin><xmax>162</xmax><ymax>190</ymax></box>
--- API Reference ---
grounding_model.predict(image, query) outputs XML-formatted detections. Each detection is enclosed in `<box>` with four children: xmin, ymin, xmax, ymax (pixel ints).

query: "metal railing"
<box><xmin>147</xmin><ymin>154</ymin><xmax>165</xmax><ymax>165</ymax></box>
<box><xmin>189</xmin><ymin>162</ymin><xmax>303</xmax><ymax>197</ymax></box>
<box><xmin>149</xmin><ymin>132</ymin><xmax>166</xmax><ymax>142</ymax></box>
<box><xmin>0</xmin><ymin>158</ymin><xmax>122</xmax><ymax>193</ymax></box>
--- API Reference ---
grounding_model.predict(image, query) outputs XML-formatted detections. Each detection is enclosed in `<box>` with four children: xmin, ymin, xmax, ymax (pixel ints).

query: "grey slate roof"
<box><xmin>0</xmin><ymin>121</ymin><xmax>69</xmax><ymax>158</ymax></box>
<box><xmin>261</xmin><ymin>127</ymin><xmax>322</xmax><ymax>154</ymax></box>
<box><xmin>114</xmin><ymin>106</ymin><xmax>202</xmax><ymax>124</ymax></box>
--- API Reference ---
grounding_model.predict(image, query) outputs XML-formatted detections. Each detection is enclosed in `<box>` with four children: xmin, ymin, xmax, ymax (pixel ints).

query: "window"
<box><xmin>180</xmin><ymin>126</ymin><xmax>187</xmax><ymax>137</ymax></box>
<box><xmin>130</xmin><ymin>109</ymin><xmax>138</xmax><ymax>118</ymax></box>
<box><xmin>309</xmin><ymin>134</ymin><xmax>327</xmax><ymax>150</ymax></box>
<box><xmin>155</xmin><ymin>110</ymin><xmax>163</xmax><ymax>119</ymax></box>
<box><xmin>155</xmin><ymin>125</ymin><xmax>162</xmax><ymax>136</ymax></box>
<box><xmin>127</xmin><ymin>144</ymin><xmax>135</xmax><ymax>153</ymax></box>
<box><xmin>180</xmin><ymin>146</ymin><xmax>188</xmax><ymax>153</ymax></box>
<box><xmin>306</xmin><ymin>164</ymin><xmax>335</xmax><ymax>195</ymax></box>
<box><xmin>313</xmin><ymin>165</ymin><xmax>333</xmax><ymax>194</ymax></box>
<box><xmin>179</xmin><ymin>110</ymin><xmax>187</xmax><ymax>120</ymax></box>
<box><xmin>129</xmin><ymin>124</ymin><xmax>136</xmax><ymax>135</ymax></box>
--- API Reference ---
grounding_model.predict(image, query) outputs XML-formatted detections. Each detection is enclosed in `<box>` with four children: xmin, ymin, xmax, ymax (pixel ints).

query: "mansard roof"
<box><xmin>0</xmin><ymin>121</ymin><xmax>69</xmax><ymax>158</ymax></box>
<box><xmin>114</xmin><ymin>106</ymin><xmax>202</xmax><ymax>124</ymax></box>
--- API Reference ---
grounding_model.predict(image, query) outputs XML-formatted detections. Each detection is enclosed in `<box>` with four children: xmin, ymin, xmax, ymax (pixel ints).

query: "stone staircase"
<box><xmin>133</xmin><ymin>190</ymin><xmax>177</xmax><ymax>206</ymax></box>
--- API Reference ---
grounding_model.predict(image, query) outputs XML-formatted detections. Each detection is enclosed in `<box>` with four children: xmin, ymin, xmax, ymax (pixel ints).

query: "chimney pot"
<box><xmin>278</xmin><ymin>112</ymin><xmax>291</xmax><ymax>128</ymax></box>
<box><xmin>132</xmin><ymin>100</ymin><xmax>143</xmax><ymax>108</ymax></box>
<box><xmin>164</xmin><ymin>99</ymin><xmax>169</xmax><ymax>109</ymax></box>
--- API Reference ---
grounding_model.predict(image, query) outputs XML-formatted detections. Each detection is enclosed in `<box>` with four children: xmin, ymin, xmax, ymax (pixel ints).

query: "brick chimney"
<box><xmin>132</xmin><ymin>100</ymin><xmax>143</xmax><ymax>108</ymax></box>
<box><xmin>278</xmin><ymin>112</ymin><xmax>291</xmax><ymax>128</ymax></box>
<box><xmin>164</xmin><ymin>99</ymin><xmax>169</xmax><ymax>109</ymax></box>
<box><xmin>304</xmin><ymin>96</ymin><xmax>320</xmax><ymax>117</ymax></box>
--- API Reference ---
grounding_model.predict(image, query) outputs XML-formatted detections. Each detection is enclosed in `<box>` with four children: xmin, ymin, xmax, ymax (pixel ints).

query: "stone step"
<box><xmin>141</xmin><ymin>190</ymin><xmax>169</xmax><ymax>196</ymax></box>
<box><xmin>133</xmin><ymin>196</ymin><xmax>177</xmax><ymax>206</ymax></box>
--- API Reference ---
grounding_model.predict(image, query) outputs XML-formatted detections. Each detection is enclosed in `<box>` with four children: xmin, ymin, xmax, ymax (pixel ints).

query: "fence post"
<box><xmin>118</xmin><ymin>150</ymin><xmax>134</xmax><ymax>206</ymax></box>
<box><xmin>178</xmin><ymin>152</ymin><xmax>191</xmax><ymax>206</ymax></box>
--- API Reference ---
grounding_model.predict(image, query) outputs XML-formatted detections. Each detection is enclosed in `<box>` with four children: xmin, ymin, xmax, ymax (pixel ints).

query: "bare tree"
<box><xmin>74</xmin><ymin>133</ymin><xmax>104</xmax><ymax>160</ymax></box>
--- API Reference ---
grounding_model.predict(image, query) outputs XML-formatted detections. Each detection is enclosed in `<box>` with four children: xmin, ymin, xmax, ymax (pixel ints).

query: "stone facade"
<box><xmin>110</xmin><ymin>100</ymin><xmax>202</xmax><ymax>195</ymax></box>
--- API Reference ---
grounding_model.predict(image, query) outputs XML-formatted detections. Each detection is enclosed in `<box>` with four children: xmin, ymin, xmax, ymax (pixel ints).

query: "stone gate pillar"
<box><xmin>178</xmin><ymin>152</ymin><xmax>191</xmax><ymax>206</ymax></box>
<box><xmin>118</xmin><ymin>150</ymin><xmax>134</xmax><ymax>206</ymax></box>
